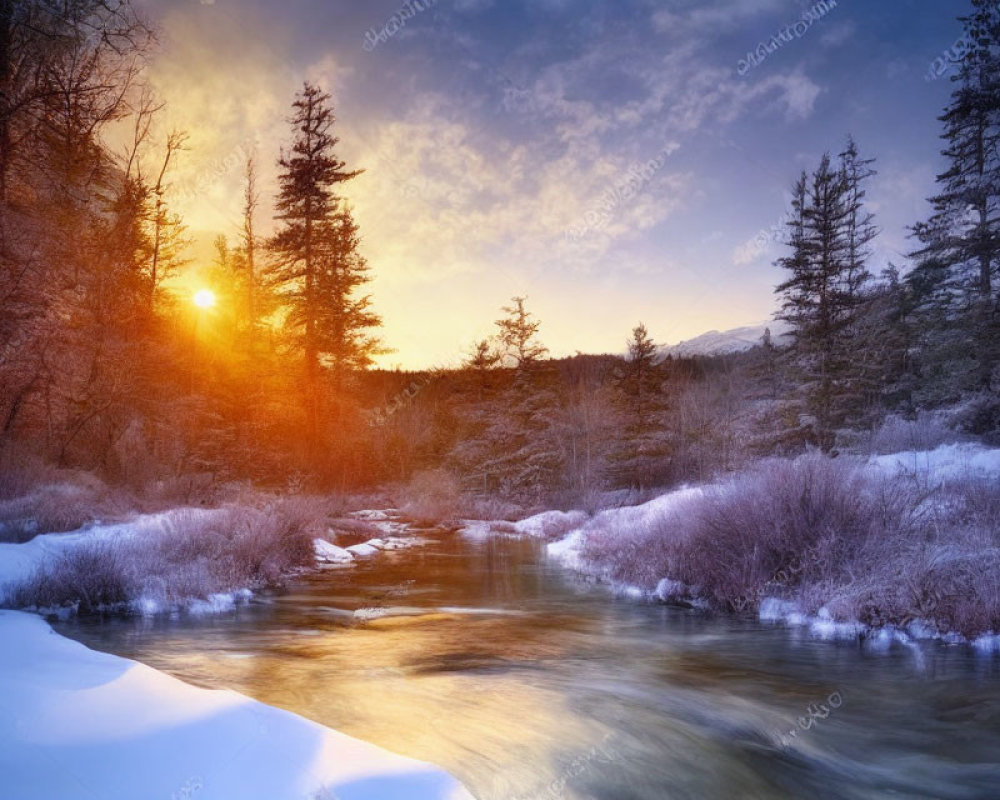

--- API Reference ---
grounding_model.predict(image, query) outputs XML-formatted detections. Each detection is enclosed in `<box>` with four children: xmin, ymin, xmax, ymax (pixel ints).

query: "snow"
<box><xmin>586</xmin><ymin>486</ymin><xmax>704</xmax><ymax>533</ymax></box>
<box><xmin>545</xmin><ymin>485</ymin><xmax>703</xmax><ymax>573</ymax></box>
<box><xmin>654</xmin><ymin>578</ymin><xmax>688</xmax><ymax>602</ymax></box>
<box><xmin>663</xmin><ymin>320</ymin><xmax>791</xmax><ymax>358</ymax></box>
<box><xmin>511</xmin><ymin>509</ymin><xmax>589</xmax><ymax>539</ymax></box>
<box><xmin>314</xmin><ymin>539</ymin><xmax>355</xmax><ymax>565</ymax></box>
<box><xmin>0</xmin><ymin>611</ymin><xmax>472</xmax><ymax>800</ymax></box>
<box><xmin>868</xmin><ymin>443</ymin><xmax>1000</xmax><ymax>482</ymax></box>
<box><xmin>458</xmin><ymin>511</ymin><xmax>588</xmax><ymax>541</ymax></box>
<box><xmin>187</xmin><ymin>592</ymin><xmax>250</xmax><ymax>617</ymax></box>
<box><xmin>319</xmin><ymin>534</ymin><xmax>424</xmax><ymax>563</ymax></box>
<box><xmin>758</xmin><ymin>598</ymin><xmax>796</xmax><ymax>622</ymax></box>
<box><xmin>377</xmin><ymin>537</ymin><xmax>415</xmax><ymax>551</ymax></box>
<box><xmin>456</xmin><ymin>520</ymin><xmax>494</xmax><ymax>539</ymax></box>
<box><xmin>338</xmin><ymin>535</ymin><xmax>426</xmax><ymax>559</ymax></box>
<box><xmin>346</xmin><ymin>542</ymin><xmax>381</xmax><ymax>557</ymax></box>
<box><xmin>972</xmin><ymin>634</ymin><xmax>1000</xmax><ymax>654</ymax></box>
<box><xmin>545</xmin><ymin>530</ymin><xmax>587</xmax><ymax>571</ymax></box>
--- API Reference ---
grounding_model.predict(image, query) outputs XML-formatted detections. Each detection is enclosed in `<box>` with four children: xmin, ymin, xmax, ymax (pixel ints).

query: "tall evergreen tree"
<box><xmin>312</xmin><ymin>206</ymin><xmax>382</xmax><ymax>388</ymax></box>
<box><xmin>611</xmin><ymin>323</ymin><xmax>670</xmax><ymax>489</ymax></box>
<box><xmin>776</xmin><ymin>142</ymin><xmax>878</xmax><ymax>449</ymax></box>
<box><xmin>496</xmin><ymin>296</ymin><xmax>548</xmax><ymax>369</ymax></box>
<box><xmin>911</xmin><ymin>0</ymin><xmax>1000</xmax><ymax>392</ymax></box>
<box><xmin>266</xmin><ymin>83</ymin><xmax>363</xmax><ymax>443</ymax></box>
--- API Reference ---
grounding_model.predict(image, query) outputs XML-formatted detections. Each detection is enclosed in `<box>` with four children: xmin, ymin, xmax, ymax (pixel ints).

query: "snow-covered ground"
<box><xmin>869</xmin><ymin>442</ymin><xmax>1000</xmax><ymax>482</ymax></box>
<box><xmin>0</xmin><ymin>610</ymin><xmax>473</xmax><ymax>800</ymax></box>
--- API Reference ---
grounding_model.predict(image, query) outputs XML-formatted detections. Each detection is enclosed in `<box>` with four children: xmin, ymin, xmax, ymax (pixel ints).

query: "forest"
<box><xmin>0</xmin><ymin>1</ymin><xmax>997</xmax><ymax>515</ymax></box>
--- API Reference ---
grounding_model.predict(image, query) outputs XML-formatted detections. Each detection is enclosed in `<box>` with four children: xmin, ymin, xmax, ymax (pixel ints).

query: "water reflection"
<box><xmin>59</xmin><ymin>530</ymin><xmax>1000</xmax><ymax>800</ymax></box>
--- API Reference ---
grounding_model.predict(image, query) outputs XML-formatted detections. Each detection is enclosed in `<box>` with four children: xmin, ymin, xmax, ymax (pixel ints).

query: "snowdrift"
<box><xmin>0</xmin><ymin>610</ymin><xmax>473</xmax><ymax>800</ymax></box>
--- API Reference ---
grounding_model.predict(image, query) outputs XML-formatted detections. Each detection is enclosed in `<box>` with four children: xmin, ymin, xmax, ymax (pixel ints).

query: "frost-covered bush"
<box><xmin>9</xmin><ymin>540</ymin><xmax>135</xmax><ymax>612</ymax></box>
<box><xmin>0</xmin><ymin>475</ymin><xmax>133</xmax><ymax>544</ymax></box>
<box><xmin>578</xmin><ymin>454</ymin><xmax>1000</xmax><ymax>636</ymax></box>
<box><xmin>7</xmin><ymin>504</ymin><xmax>316</xmax><ymax>614</ymax></box>
<box><xmin>815</xmin><ymin>478</ymin><xmax>1000</xmax><ymax>636</ymax></box>
<box><xmin>866</xmin><ymin>412</ymin><xmax>961</xmax><ymax>455</ymax></box>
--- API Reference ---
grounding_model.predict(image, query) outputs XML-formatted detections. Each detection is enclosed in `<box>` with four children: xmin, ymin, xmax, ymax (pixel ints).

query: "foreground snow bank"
<box><xmin>545</xmin><ymin>445</ymin><xmax>1000</xmax><ymax>647</ymax></box>
<box><xmin>0</xmin><ymin>611</ymin><xmax>473</xmax><ymax>800</ymax></box>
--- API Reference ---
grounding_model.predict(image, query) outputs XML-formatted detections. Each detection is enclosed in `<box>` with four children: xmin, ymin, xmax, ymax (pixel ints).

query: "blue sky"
<box><xmin>142</xmin><ymin>0</ymin><xmax>971</xmax><ymax>368</ymax></box>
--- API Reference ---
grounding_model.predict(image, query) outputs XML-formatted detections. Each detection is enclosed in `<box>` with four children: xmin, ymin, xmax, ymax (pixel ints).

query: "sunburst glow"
<box><xmin>193</xmin><ymin>289</ymin><xmax>216</xmax><ymax>309</ymax></box>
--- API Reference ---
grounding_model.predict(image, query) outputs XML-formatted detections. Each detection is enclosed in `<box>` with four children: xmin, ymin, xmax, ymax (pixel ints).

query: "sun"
<box><xmin>193</xmin><ymin>289</ymin><xmax>216</xmax><ymax>309</ymax></box>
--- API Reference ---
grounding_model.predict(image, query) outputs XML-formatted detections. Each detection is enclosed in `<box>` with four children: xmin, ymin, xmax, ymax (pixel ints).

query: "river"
<box><xmin>57</xmin><ymin>524</ymin><xmax>1000</xmax><ymax>800</ymax></box>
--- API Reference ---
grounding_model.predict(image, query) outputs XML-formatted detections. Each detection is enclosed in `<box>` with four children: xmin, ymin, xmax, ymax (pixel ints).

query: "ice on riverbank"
<box><xmin>0</xmin><ymin>610</ymin><xmax>473</xmax><ymax>800</ymax></box>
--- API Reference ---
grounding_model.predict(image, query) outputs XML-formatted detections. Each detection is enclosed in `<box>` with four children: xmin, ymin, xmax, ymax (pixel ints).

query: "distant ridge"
<box><xmin>663</xmin><ymin>320</ymin><xmax>790</xmax><ymax>358</ymax></box>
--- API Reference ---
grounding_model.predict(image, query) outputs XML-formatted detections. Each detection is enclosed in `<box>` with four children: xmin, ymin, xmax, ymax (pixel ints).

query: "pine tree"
<box><xmin>495</xmin><ymin>296</ymin><xmax>548</xmax><ymax>369</ymax></box>
<box><xmin>611</xmin><ymin>324</ymin><xmax>670</xmax><ymax>489</ymax></box>
<box><xmin>313</xmin><ymin>206</ymin><xmax>383</xmax><ymax>390</ymax></box>
<box><xmin>775</xmin><ymin>142</ymin><xmax>878</xmax><ymax>449</ymax></box>
<box><xmin>911</xmin><ymin>0</ymin><xmax>1000</xmax><ymax>392</ymax></box>
<box><xmin>266</xmin><ymin>83</ymin><xmax>363</xmax><ymax>443</ymax></box>
<box><xmin>465</xmin><ymin>338</ymin><xmax>501</xmax><ymax>401</ymax></box>
<box><xmin>448</xmin><ymin>298</ymin><xmax>563</xmax><ymax>499</ymax></box>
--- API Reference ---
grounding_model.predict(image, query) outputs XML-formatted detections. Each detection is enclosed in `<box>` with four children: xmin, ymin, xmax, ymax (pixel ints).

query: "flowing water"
<box><xmin>57</xmin><ymin>524</ymin><xmax>1000</xmax><ymax>800</ymax></box>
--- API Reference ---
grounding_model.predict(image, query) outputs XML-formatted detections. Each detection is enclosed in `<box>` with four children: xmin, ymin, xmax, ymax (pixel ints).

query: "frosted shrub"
<box><xmin>0</xmin><ymin>480</ymin><xmax>133</xmax><ymax>544</ymax></box>
<box><xmin>867</xmin><ymin>413</ymin><xmax>960</xmax><ymax>455</ymax></box>
<box><xmin>578</xmin><ymin>454</ymin><xmax>1000</xmax><ymax>636</ymax></box>
<box><xmin>6</xmin><ymin>504</ymin><xmax>316</xmax><ymax>615</ymax></box>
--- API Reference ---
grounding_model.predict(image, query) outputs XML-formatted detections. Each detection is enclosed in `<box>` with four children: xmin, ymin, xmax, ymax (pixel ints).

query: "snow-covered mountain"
<box><xmin>663</xmin><ymin>320</ymin><xmax>790</xmax><ymax>358</ymax></box>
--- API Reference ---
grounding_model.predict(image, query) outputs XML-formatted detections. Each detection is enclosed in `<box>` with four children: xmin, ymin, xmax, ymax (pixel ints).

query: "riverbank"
<box><xmin>0</xmin><ymin>501</ymin><xmax>420</xmax><ymax>617</ymax></box>
<box><xmin>0</xmin><ymin>610</ymin><xmax>473</xmax><ymax>800</ymax></box>
<box><xmin>477</xmin><ymin>444</ymin><xmax>1000</xmax><ymax>654</ymax></box>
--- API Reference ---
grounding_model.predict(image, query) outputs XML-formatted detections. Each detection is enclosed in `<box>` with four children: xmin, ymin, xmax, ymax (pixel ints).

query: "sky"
<box><xmin>134</xmin><ymin>0</ymin><xmax>972</xmax><ymax>369</ymax></box>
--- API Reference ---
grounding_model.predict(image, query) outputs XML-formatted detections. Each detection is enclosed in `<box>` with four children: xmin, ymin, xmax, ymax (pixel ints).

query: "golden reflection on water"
<box><xmin>145</xmin><ymin>610</ymin><xmax>609</xmax><ymax>800</ymax></box>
